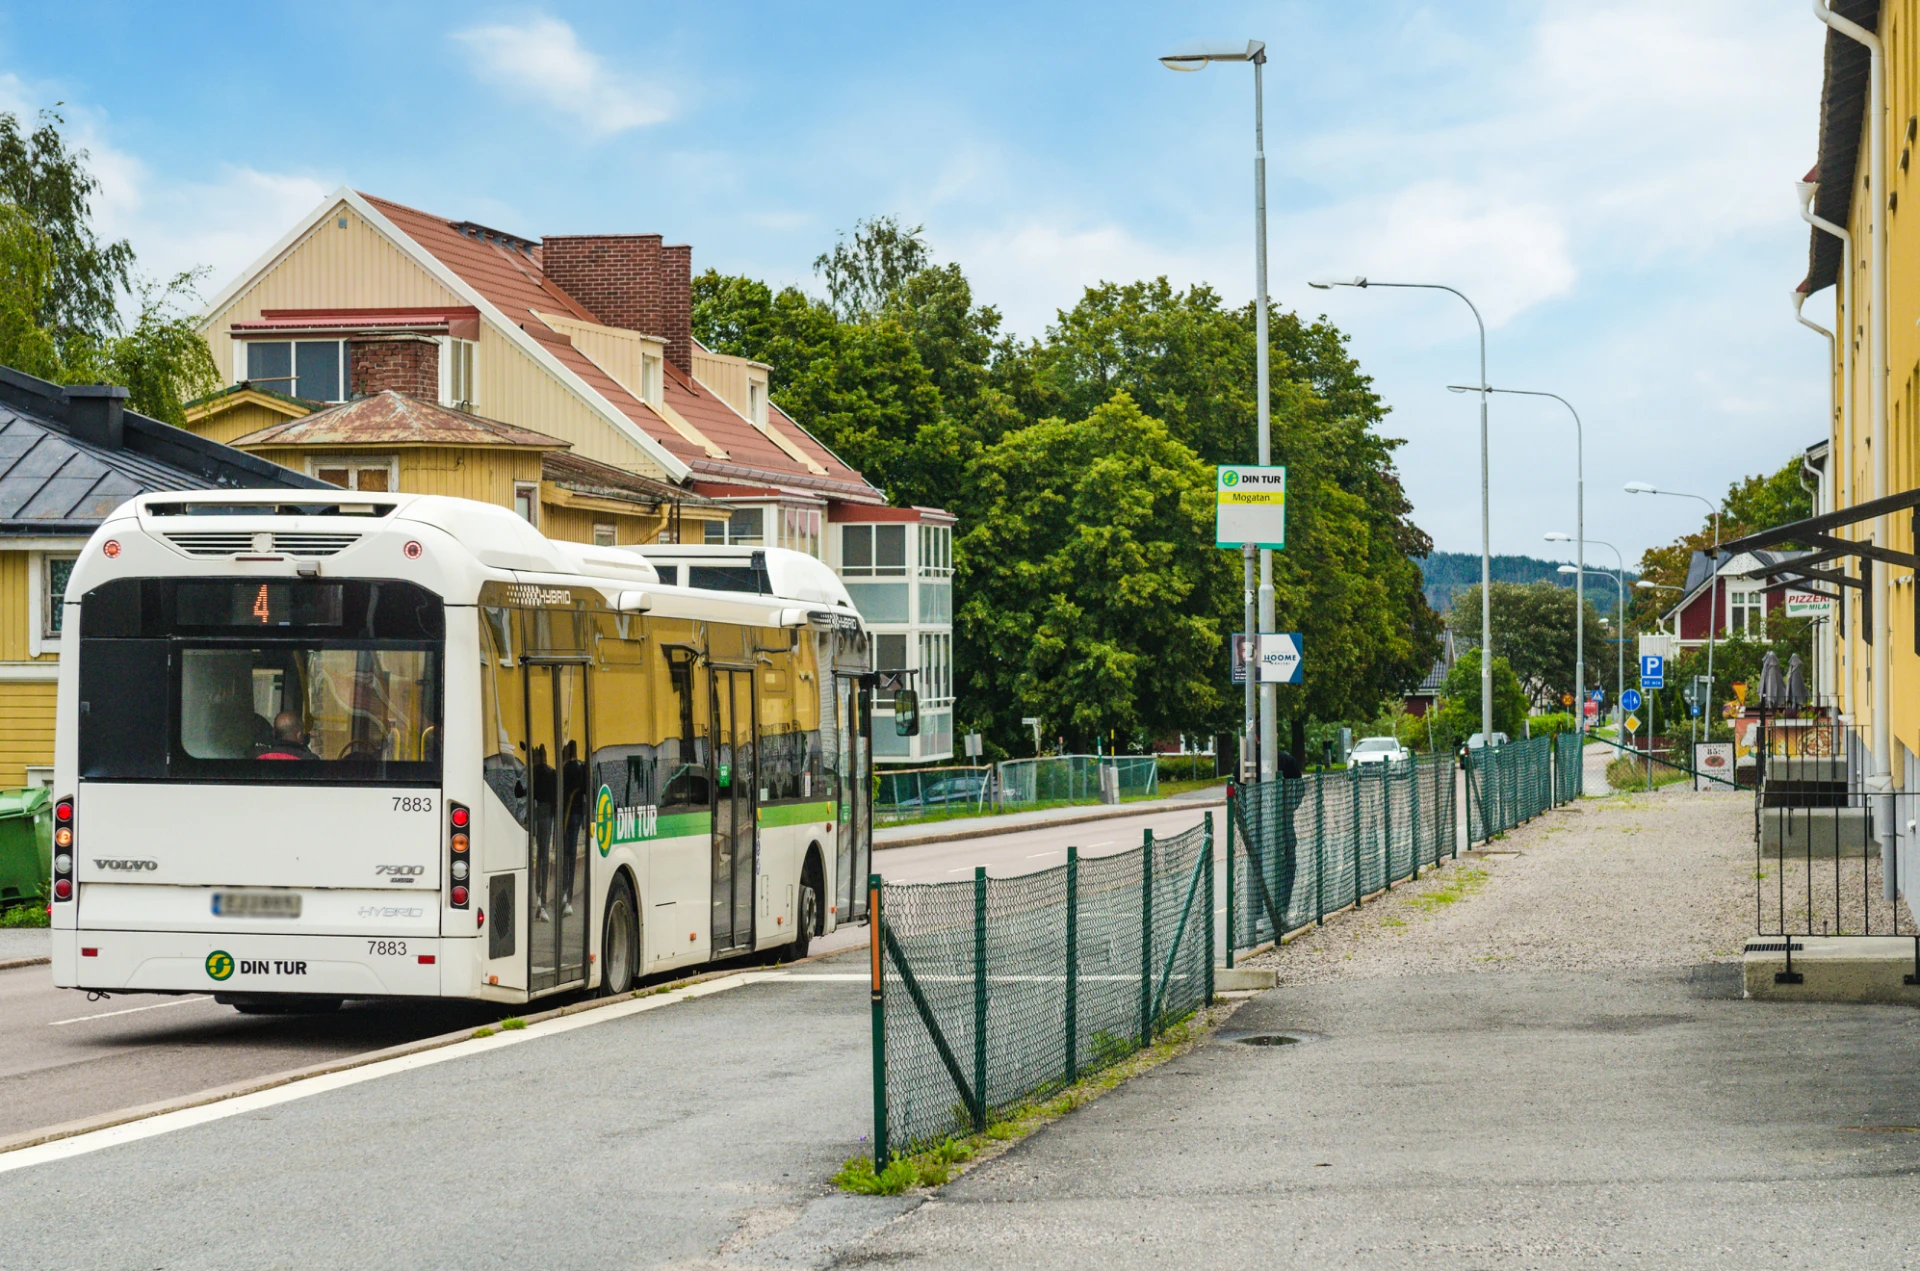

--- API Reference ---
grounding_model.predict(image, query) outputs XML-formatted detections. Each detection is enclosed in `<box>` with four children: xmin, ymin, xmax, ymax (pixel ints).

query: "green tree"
<box><xmin>1446</xmin><ymin>581</ymin><xmax>1603</xmax><ymax>709</ymax></box>
<box><xmin>955</xmin><ymin>394</ymin><xmax>1229</xmax><ymax>750</ymax></box>
<box><xmin>1435</xmin><ymin>649</ymin><xmax>1529</xmax><ymax>741</ymax></box>
<box><xmin>0</xmin><ymin>108</ymin><xmax>218</xmax><ymax>423</ymax></box>
<box><xmin>813</xmin><ymin>216</ymin><xmax>931</xmax><ymax>322</ymax></box>
<box><xmin>1630</xmin><ymin>453</ymin><xmax>1818</xmax><ymax>630</ymax></box>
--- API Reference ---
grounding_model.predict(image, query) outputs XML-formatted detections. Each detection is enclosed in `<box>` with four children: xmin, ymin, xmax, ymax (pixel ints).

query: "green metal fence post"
<box><xmin>1224</xmin><ymin>786</ymin><xmax>1236</xmax><ymax>969</ymax></box>
<box><xmin>1140</xmin><ymin>828</ymin><xmax>1155</xmax><ymax>1047</ymax></box>
<box><xmin>869</xmin><ymin>872</ymin><xmax>888</xmax><ymax>1166</ymax></box>
<box><xmin>1204</xmin><ymin>813</ymin><xmax>1215</xmax><ymax>1003</ymax></box>
<box><xmin>1350</xmin><ymin>763</ymin><xmax>1363</xmax><ymax>905</ymax></box>
<box><xmin>1315</xmin><ymin>769</ymin><xmax>1327</xmax><ymax>922</ymax></box>
<box><xmin>1065</xmin><ymin>845</ymin><xmax>1079</xmax><ymax>1085</ymax></box>
<box><xmin>972</xmin><ymin>865</ymin><xmax>988</xmax><ymax>1132</ymax></box>
<box><xmin>1410</xmin><ymin>754</ymin><xmax>1423</xmax><ymax>876</ymax></box>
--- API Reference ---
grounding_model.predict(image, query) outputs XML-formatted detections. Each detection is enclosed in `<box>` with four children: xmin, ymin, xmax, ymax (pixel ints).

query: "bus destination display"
<box><xmin>176</xmin><ymin>582</ymin><xmax>345</xmax><ymax>628</ymax></box>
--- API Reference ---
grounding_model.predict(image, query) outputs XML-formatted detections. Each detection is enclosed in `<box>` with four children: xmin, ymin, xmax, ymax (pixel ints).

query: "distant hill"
<box><xmin>1420</xmin><ymin>551</ymin><xmax>1637</xmax><ymax>617</ymax></box>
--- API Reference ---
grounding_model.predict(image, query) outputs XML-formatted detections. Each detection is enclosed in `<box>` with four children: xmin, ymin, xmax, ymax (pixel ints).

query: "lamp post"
<box><xmin>1461</xmin><ymin>387</ymin><xmax>1582</xmax><ymax>735</ymax></box>
<box><xmin>1549</xmin><ymin>530</ymin><xmax>1624</xmax><ymax>723</ymax></box>
<box><xmin>1163</xmin><ymin>38</ymin><xmax>1276</xmax><ymax>781</ymax></box>
<box><xmin>1558</xmin><ymin>564</ymin><xmax>1620</xmax><ymax>742</ymax></box>
<box><xmin>1626</xmin><ymin>483</ymin><xmax>1721</xmax><ymax>733</ymax></box>
<box><xmin>1313</xmin><ymin>276</ymin><xmax>1491</xmax><ymax>739</ymax></box>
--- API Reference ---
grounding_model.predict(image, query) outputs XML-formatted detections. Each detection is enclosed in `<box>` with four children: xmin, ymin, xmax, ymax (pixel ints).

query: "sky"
<box><xmin>0</xmin><ymin>0</ymin><xmax>1833</xmax><ymax>566</ymax></box>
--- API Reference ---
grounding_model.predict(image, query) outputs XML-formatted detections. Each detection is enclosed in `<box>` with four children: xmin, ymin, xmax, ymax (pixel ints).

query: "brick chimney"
<box><xmin>541</xmin><ymin>234</ymin><xmax>693</xmax><ymax>375</ymax></box>
<box><xmin>348</xmin><ymin>337</ymin><xmax>440</xmax><ymax>399</ymax></box>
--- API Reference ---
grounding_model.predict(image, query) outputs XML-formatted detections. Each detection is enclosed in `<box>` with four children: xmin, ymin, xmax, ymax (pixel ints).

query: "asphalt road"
<box><xmin>0</xmin><ymin>799</ymin><xmax>1228</xmax><ymax>1147</ymax></box>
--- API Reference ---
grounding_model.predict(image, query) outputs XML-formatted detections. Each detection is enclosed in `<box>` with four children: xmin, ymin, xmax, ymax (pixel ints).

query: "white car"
<box><xmin>1349</xmin><ymin>736</ymin><xmax>1411</xmax><ymax>766</ymax></box>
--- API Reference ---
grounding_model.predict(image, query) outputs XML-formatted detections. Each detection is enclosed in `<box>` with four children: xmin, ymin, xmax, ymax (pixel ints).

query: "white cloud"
<box><xmin>452</xmin><ymin>14</ymin><xmax>670</xmax><ymax>137</ymax></box>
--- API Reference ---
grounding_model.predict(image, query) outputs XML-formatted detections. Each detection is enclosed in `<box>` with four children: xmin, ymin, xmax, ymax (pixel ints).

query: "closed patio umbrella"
<box><xmin>1757</xmin><ymin>651</ymin><xmax>1786</xmax><ymax>709</ymax></box>
<box><xmin>1785</xmin><ymin>653</ymin><xmax>1807</xmax><ymax>711</ymax></box>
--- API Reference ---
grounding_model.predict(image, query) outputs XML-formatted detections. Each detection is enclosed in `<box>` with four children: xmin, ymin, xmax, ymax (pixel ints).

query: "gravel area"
<box><xmin>1246</xmin><ymin>785</ymin><xmax>1758</xmax><ymax>982</ymax></box>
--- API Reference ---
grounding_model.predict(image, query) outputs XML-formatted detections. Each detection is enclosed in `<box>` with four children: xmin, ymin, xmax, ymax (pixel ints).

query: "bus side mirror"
<box><xmin>894</xmin><ymin>689</ymin><xmax>921</xmax><ymax>737</ymax></box>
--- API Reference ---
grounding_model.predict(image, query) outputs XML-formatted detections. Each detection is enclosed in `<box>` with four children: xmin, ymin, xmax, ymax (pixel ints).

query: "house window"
<box><xmin>42</xmin><ymin>555</ymin><xmax>76</xmax><ymax>639</ymax></box>
<box><xmin>310</xmin><ymin>456</ymin><xmax>395</xmax><ymax>492</ymax></box>
<box><xmin>919</xmin><ymin>631</ymin><xmax>953</xmax><ymax>706</ymax></box>
<box><xmin>514</xmin><ymin>482</ymin><xmax>540</xmax><ymax>525</ymax></box>
<box><xmin>918</xmin><ymin>524</ymin><xmax>953</xmax><ymax>577</ymax></box>
<box><xmin>874</xmin><ymin>633</ymin><xmax>908</xmax><ymax>705</ymax></box>
<box><xmin>443</xmin><ymin>338</ymin><xmax>477</xmax><ymax>409</ymax></box>
<box><xmin>1729</xmin><ymin>587</ymin><xmax>1765</xmax><ymax>637</ymax></box>
<box><xmin>842</xmin><ymin>524</ymin><xmax>907</xmax><ymax>577</ymax></box>
<box><xmin>639</xmin><ymin>352</ymin><xmax>663</xmax><ymax>407</ymax></box>
<box><xmin>777</xmin><ymin>506</ymin><xmax>822</xmax><ymax>558</ymax></box>
<box><xmin>593</xmin><ymin>523</ymin><xmax>617</xmax><ymax>547</ymax></box>
<box><xmin>246</xmin><ymin>340</ymin><xmax>348</xmax><ymax>401</ymax></box>
<box><xmin>748</xmin><ymin>380</ymin><xmax>768</xmax><ymax>428</ymax></box>
<box><xmin>705</xmin><ymin>507</ymin><xmax>765</xmax><ymax>545</ymax></box>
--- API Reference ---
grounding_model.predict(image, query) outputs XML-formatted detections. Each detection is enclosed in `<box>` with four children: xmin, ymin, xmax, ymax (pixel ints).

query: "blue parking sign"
<box><xmin>1640</xmin><ymin>654</ymin><xmax>1665</xmax><ymax>689</ymax></box>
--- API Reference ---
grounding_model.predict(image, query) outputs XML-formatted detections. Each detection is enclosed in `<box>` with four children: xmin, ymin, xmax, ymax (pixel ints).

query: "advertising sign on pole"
<box><xmin>1214</xmin><ymin>466</ymin><xmax>1287</xmax><ymax>549</ymax></box>
<box><xmin>1693</xmin><ymin>742</ymin><xmax>1734</xmax><ymax>791</ymax></box>
<box><xmin>1784</xmin><ymin>590</ymin><xmax>1835</xmax><ymax>618</ymax></box>
<box><xmin>1231</xmin><ymin>632</ymin><xmax>1304</xmax><ymax>685</ymax></box>
<box><xmin>1584</xmin><ymin>699</ymin><xmax>1599</xmax><ymax>720</ymax></box>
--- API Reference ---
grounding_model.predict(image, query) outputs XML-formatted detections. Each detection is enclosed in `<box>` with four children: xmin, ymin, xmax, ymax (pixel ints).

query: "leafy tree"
<box><xmin>1629</xmin><ymin>453</ymin><xmax>1816</xmax><ymax>631</ymax></box>
<box><xmin>813</xmin><ymin>216</ymin><xmax>931</xmax><ymax>322</ymax></box>
<box><xmin>1434</xmin><ymin>649</ymin><xmax>1529</xmax><ymax>740</ymax></box>
<box><xmin>955</xmin><ymin>394</ymin><xmax>1229</xmax><ymax>751</ymax></box>
<box><xmin>0</xmin><ymin>109</ymin><xmax>218</xmax><ymax>424</ymax></box>
<box><xmin>1446</xmin><ymin>581</ymin><xmax>1603</xmax><ymax>708</ymax></box>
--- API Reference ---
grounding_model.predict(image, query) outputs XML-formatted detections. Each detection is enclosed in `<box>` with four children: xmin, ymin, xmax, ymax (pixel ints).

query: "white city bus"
<box><xmin>49</xmin><ymin>491</ymin><xmax>874</xmax><ymax>1010</ymax></box>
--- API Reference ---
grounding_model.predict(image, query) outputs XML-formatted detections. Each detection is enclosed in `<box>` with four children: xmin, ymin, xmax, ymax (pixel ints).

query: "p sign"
<box><xmin>1640</xmin><ymin>654</ymin><xmax>1665</xmax><ymax>689</ymax></box>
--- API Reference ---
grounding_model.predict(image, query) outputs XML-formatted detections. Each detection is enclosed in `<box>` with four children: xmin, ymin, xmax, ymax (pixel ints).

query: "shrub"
<box><xmin>1527</xmin><ymin>712</ymin><xmax>1577</xmax><ymax>738</ymax></box>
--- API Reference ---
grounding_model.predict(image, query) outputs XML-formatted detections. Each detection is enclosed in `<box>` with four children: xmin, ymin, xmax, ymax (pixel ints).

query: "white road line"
<box><xmin>1026</xmin><ymin>851</ymin><xmax>1060</xmax><ymax>859</ymax></box>
<box><xmin>49</xmin><ymin>996</ymin><xmax>213</xmax><ymax>1027</ymax></box>
<box><xmin>1086</xmin><ymin>841</ymin><xmax>1114</xmax><ymax>847</ymax></box>
<box><xmin>0</xmin><ymin>970</ymin><xmax>776</xmax><ymax>1176</ymax></box>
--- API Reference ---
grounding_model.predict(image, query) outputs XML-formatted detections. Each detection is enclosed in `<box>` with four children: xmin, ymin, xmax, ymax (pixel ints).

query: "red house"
<box><xmin>1655</xmin><ymin>549</ymin><xmax>1812</xmax><ymax>649</ymax></box>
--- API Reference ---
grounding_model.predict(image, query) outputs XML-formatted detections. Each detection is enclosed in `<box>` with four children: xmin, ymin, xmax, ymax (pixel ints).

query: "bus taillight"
<box><xmin>52</xmin><ymin>797</ymin><xmax>74</xmax><ymax>902</ymax></box>
<box><xmin>449</xmin><ymin>801</ymin><xmax>470</xmax><ymax>908</ymax></box>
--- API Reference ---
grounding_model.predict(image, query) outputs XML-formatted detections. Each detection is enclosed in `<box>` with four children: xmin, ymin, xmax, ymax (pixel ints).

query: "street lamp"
<box><xmin>1558</xmin><ymin>563</ymin><xmax>1622</xmax><ymax>732</ymax></box>
<box><xmin>1313</xmin><ymin>275</ymin><xmax>1492</xmax><ymax>739</ymax></box>
<box><xmin>1548</xmin><ymin>530</ymin><xmax>1627</xmax><ymax>725</ymax></box>
<box><xmin>1626</xmin><ymin>482</ymin><xmax>1721</xmax><ymax>729</ymax></box>
<box><xmin>1461</xmin><ymin>386</ymin><xmax>1583</xmax><ymax>736</ymax></box>
<box><xmin>1163</xmin><ymin>37</ymin><xmax>1277</xmax><ymax>782</ymax></box>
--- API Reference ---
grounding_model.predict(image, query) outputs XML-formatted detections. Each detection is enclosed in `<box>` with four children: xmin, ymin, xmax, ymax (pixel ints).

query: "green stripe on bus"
<box><xmin>757</xmin><ymin>800</ymin><xmax>835</xmax><ymax>828</ymax></box>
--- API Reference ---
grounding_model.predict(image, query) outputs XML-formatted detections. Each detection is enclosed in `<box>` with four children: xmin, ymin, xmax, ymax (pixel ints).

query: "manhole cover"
<box><xmin>1236</xmin><ymin>1033</ymin><xmax>1306</xmax><ymax>1047</ymax></box>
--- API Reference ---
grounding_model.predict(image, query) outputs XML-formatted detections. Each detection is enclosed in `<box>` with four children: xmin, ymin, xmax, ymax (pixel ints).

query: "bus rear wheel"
<box><xmin>601</xmin><ymin>876</ymin><xmax>639</xmax><ymax>996</ymax></box>
<box><xmin>782</xmin><ymin>860</ymin><xmax>822</xmax><ymax>963</ymax></box>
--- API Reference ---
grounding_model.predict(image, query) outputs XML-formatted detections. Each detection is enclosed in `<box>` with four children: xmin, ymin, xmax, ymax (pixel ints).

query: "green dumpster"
<box><xmin>0</xmin><ymin>786</ymin><xmax>52</xmax><ymax>910</ymax></box>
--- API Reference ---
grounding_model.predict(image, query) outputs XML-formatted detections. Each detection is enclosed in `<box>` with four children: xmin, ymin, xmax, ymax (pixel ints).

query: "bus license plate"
<box><xmin>211</xmin><ymin>891</ymin><xmax>301</xmax><ymax>919</ymax></box>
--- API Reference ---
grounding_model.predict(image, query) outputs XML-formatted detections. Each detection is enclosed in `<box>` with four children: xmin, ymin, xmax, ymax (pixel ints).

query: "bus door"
<box><xmin>834</xmin><ymin>673</ymin><xmax>873</xmax><ymax>921</ymax></box>
<box><xmin>710</xmin><ymin>667</ymin><xmax>757</xmax><ymax>955</ymax></box>
<box><xmin>525</xmin><ymin>660</ymin><xmax>591</xmax><ymax>993</ymax></box>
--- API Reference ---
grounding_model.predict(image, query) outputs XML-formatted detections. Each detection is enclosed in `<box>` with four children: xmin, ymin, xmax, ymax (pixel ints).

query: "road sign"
<box><xmin>1640</xmin><ymin>654</ymin><xmax>1665</xmax><ymax>689</ymax></box>
<box><xmin>1214</xmin><ymin>466</ymin><xmax>1287</xmax><ymax>549</ymax></box>
<box><xmin>1624</xmin><ymin>713</ymin><xmax>1641</xmax><ymax>733</ymax></box>
<box><xmin>1689</xmin><ymin>704</ymin><xmax>1700</xmax><ymax>717</ymax></box>
<box><xmin>1562</xmin><ymin>693</ymin><xmax>1573</xmax><ymax>707</ymax></box>
<box><xmin>964</xmin><ymin>732</ymin><xmax>983</xmax><ymax>760</ymax></box>
<box><xmin>1589</xmin><ymin>688</ymin><xmax>1605</xmax><ymax>704</ymax></box>
<box><xmin>1621</xmin><ymin>688</ymin><xmax>1643</xmax><ymax>713</ymax></box>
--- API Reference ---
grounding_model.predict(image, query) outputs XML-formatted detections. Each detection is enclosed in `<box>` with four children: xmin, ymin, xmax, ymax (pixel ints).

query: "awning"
<box><xmin>1718</xmin><ymin>486</ymin><xmax>1920</xmax><ymax>650</ymax></box>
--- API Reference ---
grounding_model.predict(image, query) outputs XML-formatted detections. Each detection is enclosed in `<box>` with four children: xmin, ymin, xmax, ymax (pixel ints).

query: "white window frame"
<box><xmin>27</xmin><ymin>549</ymin><xmax>81</xmax><ymax>657</ymax></box>
<box><xmin>1729</xmin><ymin>587</ymin><xmax>1765</xmax><ymax>638</ymax></box>
<box><xmin>439</xmin><ymin>336</ymin><xmax>478</xmax><ymax>410</ymax></box>
<box><xmin>307</xmin><ymin>454</ymin><xmax>398</xmax><ymax>494</ymax></box>
<box><xmin>639</xmin><ymin>351</ymin><xmax>663</xmax><ymax>407</ymax></box>
<box><xmin>237</xmin><ymin>338</ymin><xmax>350</xmax><ymax>401</ymax></box>
<box><xmin>592</xmin><ymin>523</ymin><xmax>617</xmax><ymax>547</ymax></box>
<box><xmin>918</xmin><ymin>524</ymin><xmax>953</xmax><ymax>578</ymax></box>
<box><xmin>747</xmin><ymin>379</ymin><xmax>768</xmax><ymax>429</ymax></box>
<box><xmin>514</xmin><ymin>482</ymin><xmax>541</xmax><ymax>527</ymax></box>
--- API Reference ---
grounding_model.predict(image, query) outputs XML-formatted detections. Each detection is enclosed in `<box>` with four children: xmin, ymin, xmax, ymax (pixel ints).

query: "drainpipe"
<box><xmin>1792</xmin><ymin>286</ymin><xmax>1840</xmax><ymax>706</ymax></box>
<box><xmin>1799</xmin><ymin>177</ymin><xmax>1856</xmax><ymax>716</ymax></box>
<box><xmin>1812</xmin><ymin>0</ymin><xmax>1892</xmax><ymax>900</ymax></box>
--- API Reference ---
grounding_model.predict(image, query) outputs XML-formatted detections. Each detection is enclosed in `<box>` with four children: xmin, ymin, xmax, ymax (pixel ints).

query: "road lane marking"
<box><xmin>1026</xmin><ymin>851</ymin><xmax>1060</xmax><ymax>859</ymax></box>
<box><xmin>1086</xmin><ymin>841</ymin><xmax>1114</xmax><ymax>847</ymax></box>
<box><xmin>0</xmin><ymin>970</ymin><xmax>777</xmax><ymax>1176</ymax></box>
<box><xmin>49</xmin><ymin>996</ymin><xmax>213</xmax><ymax>1027</ymax></box>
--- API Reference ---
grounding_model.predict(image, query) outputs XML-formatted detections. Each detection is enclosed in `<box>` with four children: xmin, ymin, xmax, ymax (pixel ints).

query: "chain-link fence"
<box><xmin>1225</xmin><ymin>754</ymin><xmax>1457</xmax><ymax>955</ymax></box>
<box><xmin>1465</xmin><ymin>736</ymin><xmax>1561</xmax><ymax>842</ymax></box>
<box><xmin>870</xmin><ymin>817</ymin><xmax>1213</xmax><ymax>1159</ymax></box>
<box><xmin>875</xmin><ymin>755</ymin><xmax>1164</xmax><ymax>824</ymax></box>
<box><xmin>1554</xmin><ymin>732</ymin><xmax>1584</xmax><ymax>804</ymax></box>
<box><xmin>996</xmin><ymin>755</ymin><xmax>1160</xmax><ymax>807</ymax></box>
<box><xmin>874</xmin><ymin>766</ymin><xmax>996</xmax><ymax>824</ymax></box>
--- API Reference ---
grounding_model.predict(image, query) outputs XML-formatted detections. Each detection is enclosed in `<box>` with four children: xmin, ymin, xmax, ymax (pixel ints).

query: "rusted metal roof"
<box><xmin>230</xmin><ymin>390</ymin><xmax>568</xmax><ymax>450</ymax></box>
<box><xmin>542</xmin><ymin>450</ymin><xmax>719</xmax><ymax>507</ymax></box>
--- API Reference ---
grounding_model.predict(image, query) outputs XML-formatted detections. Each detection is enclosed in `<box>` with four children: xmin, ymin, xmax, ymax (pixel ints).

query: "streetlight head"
<box><xmin>1543</xmin><ymin>532</ymin><xmax>1570</xmax><ymax>543</ymax></box>
<box><xmin>1556</xmin><ymin>564</ymin><xmax>1579</xmax><ymax>575</ymax></box>
<box><xmin>1635</xmin><ymin>580</ymin><xmax>1660</xmax><ymax>589</ymax></box>
<box><xmin>1159</xmin><ymin>39</ymin><xmax>1265</xmax><ymax>70</ymax></box>
<box><xmin>1306</xmin><ymin>276</ymin><xmax>1366</xmax><ymax>290</ymax></box>
<box><xmin>1624</xmin><ymin>481</ymin><xmax>1657</xmax><ymax>495</ymax></box>
<box><xmin>1446</xmin><ymin>383</ymin><xmax>1491</xmax><ymax>394</ymax></box>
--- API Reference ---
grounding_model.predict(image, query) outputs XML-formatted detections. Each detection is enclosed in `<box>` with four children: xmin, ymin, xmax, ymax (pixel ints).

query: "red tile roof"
<box><xmin>360</xmin><ymin>192</ymin><xmax>884</xmax><ymax>503</ymax></box>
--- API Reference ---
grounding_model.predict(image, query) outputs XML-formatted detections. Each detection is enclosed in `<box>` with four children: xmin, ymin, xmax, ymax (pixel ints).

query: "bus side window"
<box><xmin>481</xmin><ymin>606</ymin><xmax>528</xmax><ymax>826</ymax></box>
<box><xmin>661</xmin><ymin>647</ymin><xmax>709</xmax><ymax>810</ymax></box>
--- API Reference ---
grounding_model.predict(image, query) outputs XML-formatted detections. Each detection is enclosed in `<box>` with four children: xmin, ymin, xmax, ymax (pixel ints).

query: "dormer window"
<box><xmin>640</xmin><ymin>351</ymin><xmax>663</xmax><ymax>407</ymax></box>
<box><xmin>244</xmin><ymin>340</ymin><xmax>347</xmax><ymax>401</ymax></box>
<box><xmin>442</xmin><ymin>338</ymin><xmax>477</xmax><ymax>409</ymax></box>
<box><xmin>747</xmin><ymin>380</ymin><xmax>767</xmax><ymax>429</ymax></box>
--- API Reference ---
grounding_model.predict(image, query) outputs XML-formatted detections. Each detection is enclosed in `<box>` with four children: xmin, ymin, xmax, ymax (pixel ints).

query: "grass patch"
<box><xmin>1604</xmin><ymin>755</ymin><xmax>1690</xmax><ymax>790</ymax></box>
<box><xmin>1409</xmin><ymin>866</ymin><xmax>1490</xmax><ymax>914</ymax></box>
<box><xmin>834</xmin><ymin>1003</ymin><xmax>1236</xmax><ymax>1195</ymax></box>
<box><xmin>472</xmin><ymin>1026</ymin><xmax>497</xmax><ymax>1039</ymax></box>
<box><xmin>499</xmin><ymin>1017</ymin><xmax>527</xmax><ymax>1031</ymax></box>
<box><xmin>1379</xmin><ymin>915</ymin><xmax>1407</xmax><ymax>928</ymax></box>
<box><xmin>0</xmin><ymin>902</ymin><xmax>50</xmax><ymax>928</ymax></box>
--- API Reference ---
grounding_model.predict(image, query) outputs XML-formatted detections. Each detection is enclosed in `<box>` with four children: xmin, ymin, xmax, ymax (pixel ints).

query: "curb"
<box><xmin>0</xmin><ymin>956</ymin><xmax>49</xmax><ymax>971</ymax></box>
<box><xmin>876</xmin><ymin>797</ymin><xmax>1227</xmax><ymax>850</ymax></box>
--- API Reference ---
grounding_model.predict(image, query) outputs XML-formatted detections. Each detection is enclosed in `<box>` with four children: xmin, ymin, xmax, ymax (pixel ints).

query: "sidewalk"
<box><xmin>876</xmin><ymin>784</ymin><xmax>1226</xmax><ymax>849</ymax></box>
<box><xmin>843</xmin><ymin>788</ymin><xmax>1920</xmax><ymax>1269</ymax></box>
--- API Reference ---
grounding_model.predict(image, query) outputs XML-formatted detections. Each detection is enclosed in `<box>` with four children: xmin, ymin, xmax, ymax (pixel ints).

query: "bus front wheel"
<box><xmin>601</xmin><ymin>876</ymin><xmax>639</xmax><ymax>996</ymax></box>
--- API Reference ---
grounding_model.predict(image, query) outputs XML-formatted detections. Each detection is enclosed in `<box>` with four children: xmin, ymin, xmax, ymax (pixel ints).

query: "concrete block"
<box><xmin>1215</xmin><ymin>966</ymin><xmax>1277</xmax><ymax>991</ymax></box>
<box><xmin>1742</xmin><ymin>935</ymin><xmax>1920</xmax><ymax>1003</ymax></box>
<box><xmin>1767</xmin><ymin>757</ymin><xmax>1846</xmax><ymax>783</ymax></box>
<box><xmin>1759</xmin><ymin>807</ymin><xmax>1874</xmax><ymax>858</ymax></box>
